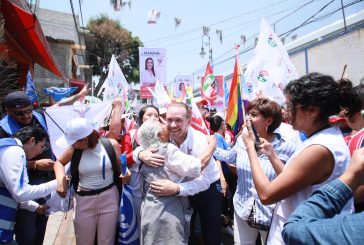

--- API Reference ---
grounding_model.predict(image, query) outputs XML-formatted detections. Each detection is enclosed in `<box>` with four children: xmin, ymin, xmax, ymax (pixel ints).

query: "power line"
<box><xmin>162</xmin><ymin>3</ymin><xmax>307</xmax><ymax>51</ymax></box>
<box><xmin>192</xmin><ymin>0</ymin><xmax>362</xmax><ymax>74</ymax></box>
<box><xmin>155</xmin><ymin>0</ymin><xmax>320</xmax><ymax>64</ymax></box>
<box><xmin>281</xmin><ymin>0</ymin><xmax>336</xmax><ymax>38</ymax></box>
<box><xmin>212</xmin><ymin>0</ymin><xmax>318</xmax><ymax>63</ymax></box>
<box><xmin>145</xmin><ymin>0</ymin><xmax>302</xmax><ymax>46</ymax></box>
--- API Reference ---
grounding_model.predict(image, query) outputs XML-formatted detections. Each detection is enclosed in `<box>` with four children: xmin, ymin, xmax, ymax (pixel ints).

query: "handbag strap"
<box><xmin>99</xmin><ymin>137</ymin><xmax>120</xmax><ymax>185</ymax></box>
<box><xmin>70</xmin><ymin>149</ymin><xmax>83</xmax><ymax>192</ymax></box>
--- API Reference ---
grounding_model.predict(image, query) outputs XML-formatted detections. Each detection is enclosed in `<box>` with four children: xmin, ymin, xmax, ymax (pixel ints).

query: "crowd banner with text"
<box><xmin>139</xmin><ymin>47</ymin><xmax>166</xmax><ymax>99</ymax></box>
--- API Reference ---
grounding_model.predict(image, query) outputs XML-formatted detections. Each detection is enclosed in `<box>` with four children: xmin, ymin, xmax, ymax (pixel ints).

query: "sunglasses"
<box><xmin>11</xmin><ymin>108</ymin><xmax>33</xmax><ymax>116</ymax></box>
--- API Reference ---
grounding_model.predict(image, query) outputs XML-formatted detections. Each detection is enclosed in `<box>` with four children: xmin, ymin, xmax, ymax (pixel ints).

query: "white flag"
<box><xmin>244</xmin><ymin>19</ymin><xmax>298</xmax><ymax>105</ymax></box>
<box><xmin>103</xmin><ymin>55</ymin><xmax>129</xmax><ymax>101</ymax></box>
<box><xmin>44</xmin><ymin>102</ymin><xmax>112</xmax><ymax>158</ymax></box>
<box><xmin>149</xmin><ymin>79</ymin><xmax>171</xmax><ymax>109</ymax></box>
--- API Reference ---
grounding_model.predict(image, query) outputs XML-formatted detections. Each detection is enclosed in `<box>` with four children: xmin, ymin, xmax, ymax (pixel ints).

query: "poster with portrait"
<box><xmin>139</xmin><ymin>47</ymin><xmax>166</xmax><ymax>99</ymax></box>
<box><xmin>200</xmin><ymin>74</ymin><xmax>225</xmax><ymax>113</ymax></box>
<box><xmin>174</xmin><ymin>75</ymin><xmax>192</xmax><ymax>100</ymax></box>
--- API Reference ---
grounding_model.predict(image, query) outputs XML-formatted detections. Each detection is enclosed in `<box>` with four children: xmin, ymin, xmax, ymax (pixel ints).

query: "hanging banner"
<box><xmin>200</xmin><ymin>74</ymin><xmax>225</xmax><ymax>113</ymax></box>
<box><xmin>174</xmin><ymin>75</ymin><xmax>192</xmax><ymax>101</ymax></box>
<box><xmin>139</xmin><ymin>48</ymin><xmax>166</xmax><ymax>99</ymax></box>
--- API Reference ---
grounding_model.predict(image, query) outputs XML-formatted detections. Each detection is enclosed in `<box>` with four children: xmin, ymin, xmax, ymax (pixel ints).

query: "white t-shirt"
<box><xmin>267</xmin><ymin>126</ymin><xmax>352</xmax><ymax>245</ymax></box>
<box><xmin>78</xmin><ymin>141</ymin><xmax>114</xmax><ymax>190</ymax></box>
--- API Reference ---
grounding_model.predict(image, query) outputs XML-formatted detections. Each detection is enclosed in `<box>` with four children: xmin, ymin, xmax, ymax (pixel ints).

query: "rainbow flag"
<box><xmin>226</xmin><ymin>52</ymin><xmax>244</xmax><ymax>135</ymax></box>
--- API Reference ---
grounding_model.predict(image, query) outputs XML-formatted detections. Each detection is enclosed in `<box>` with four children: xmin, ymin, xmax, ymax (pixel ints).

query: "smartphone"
<box><xmin>250</xmin><ymin>122</ymin><xmax>262</xmax><ymax>154</ymax></box>
<box><xmin>250</xmin><ymin>122</ymin><xmax>261</xmax><ymax>144</ymax></box>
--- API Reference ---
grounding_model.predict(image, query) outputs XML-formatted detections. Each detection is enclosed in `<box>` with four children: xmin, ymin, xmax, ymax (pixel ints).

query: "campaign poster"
<box><xmin>139</xmin><ymin>47</ymin><xmax>166</xmax><ymax>99</ymax></box>
<box><xmin>201</xmin><ymin>74</ymin><xmax>225</xmax><ymax>113</ymax></box>
<box><xmin>174</xmin><ymin>75</ymin><xmax>192</xmax><ymax>100</ymax></box>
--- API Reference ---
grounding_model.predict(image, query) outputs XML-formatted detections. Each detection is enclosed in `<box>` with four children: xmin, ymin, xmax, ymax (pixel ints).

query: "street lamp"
<box><xmin>199</xmin><ymin>34</ymin><xmax>213</xmax><ymax>67</ymax></box>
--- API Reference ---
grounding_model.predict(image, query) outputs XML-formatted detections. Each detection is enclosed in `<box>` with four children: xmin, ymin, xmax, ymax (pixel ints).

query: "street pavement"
<box><xmin>43</xmin><ymin>211</ymin><xmax>234</xmax><ymax>245</ymax></box>
<box><xmin>43</xmin><ymin>211</ymin><xmax>76</xmax><ymax>245</ymax></box>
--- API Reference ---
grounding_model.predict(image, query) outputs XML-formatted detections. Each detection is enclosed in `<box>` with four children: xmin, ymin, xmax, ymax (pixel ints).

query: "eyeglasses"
<box><xmin>11</xmin><ymin>107</ymin><xmax>33</xmax><ymax>116</ymax></box>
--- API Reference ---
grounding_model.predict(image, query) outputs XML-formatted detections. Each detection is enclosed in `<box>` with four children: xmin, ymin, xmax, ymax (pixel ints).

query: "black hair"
<box><xmin>209</xmin><ymin>115</ymin><xmax>224</xmax><ymax>132</ymax></box>
<box><xmin>138</xmin><ymin>105</ymin><xmax>159</xmax><ymax>126</ymax></box>
<box><xmin>13</xmin><ymin>126</ymin><xmax>48</xmax><ymax>144</ymax></box>
<box><xmin>145</xmin><ymin>57</ymin><xmax>155</xmax><ymax>76</ymax></box>
<box><xmin>339</xmin><ymin>80</ymin><xmax>364</xmax><ymax>119</ymax></box>
<box><xmin>247</xmin><ymin>98</ymin><xmax>282</xmax><ymax>133</ymax></box>
<box><xmin>284</xmin><ymin>72</ymin><xmax>352</xmax><ymax>123</ymax></box>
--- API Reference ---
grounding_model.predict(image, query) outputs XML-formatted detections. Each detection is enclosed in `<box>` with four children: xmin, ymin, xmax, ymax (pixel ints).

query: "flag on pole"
<box><xmin>201</xmin><ymin>62</ymin><xmax>217</xmax><ymax>104</ymax></box>
<box><xmin>118</xmin><ymin>154</ymin><xmax>139</xmax><ymax>245</ymax></box>
<box><xmin>223</xmin><ymin>79</ymin><xmax>229</xmax><ymax>106</ymax></box>
<box><xmin>244</xmin><ymin>19</ymin><xmax>298</xmax><ymax>105</ymax></box>
<box><xmin>190</xmin><ymin>100</ymin><xmax>209</xmax><ymax>135</ymax></box>
<box><xmin>147</xmin><ymin>79</ymin><xmax>171</xmax><ymax>108</ymax></box>
<box><xmin>43</xmin><ymin>87</ymin><xmax>78</xmax><ymax>102</ymax></box>
<box><xmin>226</xmin><ymin>47</ymin><xmax>244</xmax><ymax>136</ymax></box>
<box><xmin>25</xmin><ymin>70</ymin><xmax>38</xmax><ymax>103</ymax></box>
<box><xmin>44</xmin><ymin>101</ymin><xmax>112</xmax><ymax>158</ymax></box>
<box><xmin>204</xmin><ymin>62</ymin><xmax>213</xmax><ymax>77</ymax></box>
<box><xmin>103</xmin><ymin>55</ymin><xmax>130</xmax><ymax>102</ymax></box>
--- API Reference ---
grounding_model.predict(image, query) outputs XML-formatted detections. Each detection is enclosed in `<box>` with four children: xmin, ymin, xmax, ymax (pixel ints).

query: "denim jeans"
<box><xmin>282</xmin><ymin>179</ymin><xmax>361</xmax><ymax>245</ymax></box>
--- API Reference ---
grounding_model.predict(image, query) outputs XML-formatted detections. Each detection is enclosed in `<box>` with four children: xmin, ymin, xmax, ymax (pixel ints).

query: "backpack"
<box><xmin>70</xmin><ymin>137</ymin><xmax>121</xmax><ymax>196</ymax></box>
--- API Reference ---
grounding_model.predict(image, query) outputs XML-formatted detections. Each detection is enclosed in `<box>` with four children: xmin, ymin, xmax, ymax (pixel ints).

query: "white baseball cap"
<box><xmin>56</xmin><ymin>118</ymin><xmax>94</xmax><ymax>148</ymax></box>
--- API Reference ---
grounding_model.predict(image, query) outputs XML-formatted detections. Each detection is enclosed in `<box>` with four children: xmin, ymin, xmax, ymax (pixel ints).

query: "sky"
<box><xmin>40</xmin><ymin>0</ymin><xmax>364</xmax><ymax>85</ymax></box>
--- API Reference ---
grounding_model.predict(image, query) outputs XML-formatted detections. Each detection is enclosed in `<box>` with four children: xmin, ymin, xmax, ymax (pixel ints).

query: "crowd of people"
<box><xmin>0</xmin><ymin>72</ymin><xmax>363</xmax><ymax>245</ymax></box>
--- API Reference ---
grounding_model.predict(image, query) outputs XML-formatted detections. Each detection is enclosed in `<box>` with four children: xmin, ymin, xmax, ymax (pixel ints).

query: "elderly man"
<box><xmin>137</xmin><ymin>102</ymin><xmax>222</xmax><ymax>245</ymax></box>
<box><xmin>0</xmin><ymin>126</ymin><xmax>56</xmax><ymax>245</ymax></box>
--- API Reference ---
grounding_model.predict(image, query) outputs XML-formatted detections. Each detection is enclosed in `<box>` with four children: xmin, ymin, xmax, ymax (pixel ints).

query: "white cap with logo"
<box><xmin>56</xmin><ymin>117</ymin><xmax>94</xmax><ymax>148</ymax></box>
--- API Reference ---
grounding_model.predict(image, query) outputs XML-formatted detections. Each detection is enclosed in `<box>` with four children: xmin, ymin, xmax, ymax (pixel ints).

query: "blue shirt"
<box><xmin>214</xmin><ymin>133</ymin><xmax>231</xmax><ymax>174</ymax></box>
<box><xmin>283</xmin><ymin>179</ymin><xmax>360</xmax><ymax>245</ymax></box>
<box><xmin>214</xmin><ymin>134</ymin><xmax>296</xmax><ymax>227</ymax></box>
<box><xmin>214</xmin><ymin>133</ymin><xmax>230</xmax><ymax>150</ymax></box>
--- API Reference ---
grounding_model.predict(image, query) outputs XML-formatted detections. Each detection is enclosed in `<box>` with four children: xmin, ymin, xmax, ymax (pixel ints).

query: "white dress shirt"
<box><xmin>0</xmin><ymin>139</ymin><xmax>56</xmax><ymax>212</ymax></box>
<box><xmin>133</xmin><ymin>127</ymin><xmax>220</xmax><ymax>196</ymax></box>
<box><xmin>176</xmin><ymin>127</ymin><xmax>220</xmax><ymax>196</ymax></box>
<box><xmin>134</xmin><ymin>143</ymin><xmax>201</xmax><ymax>184</ymax></box>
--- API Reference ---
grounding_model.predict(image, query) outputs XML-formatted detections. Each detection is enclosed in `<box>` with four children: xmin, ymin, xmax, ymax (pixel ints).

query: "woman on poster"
<box><xmin>141</xmin><ymin>57</ymin><xmax>160</xmax><ymax>86</ymax></box>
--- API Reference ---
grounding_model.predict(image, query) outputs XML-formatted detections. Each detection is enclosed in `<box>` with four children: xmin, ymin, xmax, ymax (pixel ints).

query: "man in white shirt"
<box><xmin>140</xmin><ymin>102</ymin><xmax>222</xmax><ymax>245</ymax></box>
<box><xmin>0</xmin><ymin>126</ymin><xmax>56</xmax><ymax>244</ymax></box>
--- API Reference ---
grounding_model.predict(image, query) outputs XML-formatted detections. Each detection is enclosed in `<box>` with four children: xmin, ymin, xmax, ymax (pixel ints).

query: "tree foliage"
<box><xmin>87</xmin><ymin>14</ymin><xmax>142</xmax><ymax>85</ymax></box>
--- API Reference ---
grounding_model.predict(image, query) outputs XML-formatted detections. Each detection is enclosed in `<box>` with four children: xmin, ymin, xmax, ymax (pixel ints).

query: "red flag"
<box><xmin>201</xmin><ymin>62</ymin><xmax>217</xmax><ymax>104</ymax></box>
<box><xmin>204</xmin><ymin>62</ymin><xmax>213</xmax><ymax>77</ymax></box>
<box><xmin>190</xmin><ymin>100</ymin><xmax>209</xmax><ymax>135</ymax></box>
